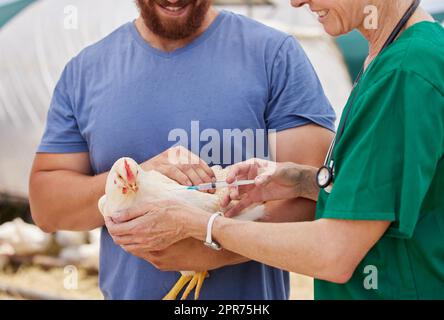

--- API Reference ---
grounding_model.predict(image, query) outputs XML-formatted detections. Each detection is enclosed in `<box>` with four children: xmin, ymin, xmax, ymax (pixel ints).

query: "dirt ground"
<box><xmin>0</xmin><ymin>265</ymin><xmax>313</xmax><ymax>300</ymax></box>
<box><xmin>0</xmin><ymin>265</ymin><xmax>103</xmax><ymax>300</ymax></box>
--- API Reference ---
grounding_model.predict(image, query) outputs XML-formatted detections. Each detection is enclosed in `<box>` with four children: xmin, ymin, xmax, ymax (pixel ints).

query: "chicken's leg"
<box><xmin>180</xmin><ymin>274</ymin><xmax>198</xmax><ymax>300</ymax></box>
<box><xmin>163</xmin><ymin>274</ymin><xmax>193</xmax><ymax>300</ymax></box>
<box><xmin>180</xmin><ymin>271</ymin><xmax>208</xmax><ymax>300</ymax></box>
<box><xmin>194</xmin><ymin>271</ymin><xmax>208</xmax><ymax>300</ymax></box>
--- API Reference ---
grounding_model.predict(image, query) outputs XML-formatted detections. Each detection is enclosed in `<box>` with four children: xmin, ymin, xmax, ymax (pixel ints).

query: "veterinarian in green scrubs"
<box><xmin>314</xmin><ymin>19</ymin><xmax>444</xmax><ymax>299</ymax></box>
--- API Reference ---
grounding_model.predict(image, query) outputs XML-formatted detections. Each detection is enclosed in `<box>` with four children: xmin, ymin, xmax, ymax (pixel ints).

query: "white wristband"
<box><xmin>204</xmin><ymin>212</ymin><xmax>223</xmax><ymax>251</ymax></box>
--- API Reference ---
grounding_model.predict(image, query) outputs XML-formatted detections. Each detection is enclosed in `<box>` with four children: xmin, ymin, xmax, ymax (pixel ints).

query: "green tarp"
<box><xmin>0</xmin><ymin>0</ymin><xmax>35</xmax><ymax>28</ymax></box>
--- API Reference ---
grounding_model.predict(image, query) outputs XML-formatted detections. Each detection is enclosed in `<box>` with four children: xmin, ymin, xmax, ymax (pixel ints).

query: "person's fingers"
<box><xmin>186</xmin><ymin>151</ymin><xmax>215</xmax><ymax>178</ymax></box>
<box><xmin>168</xmin><ymin>146</ymin><xmax>191</xmax><ymax>166</ymax></box>
<box><xmin>247</xmin><ymin>167</ymin><xmax>257</xmax><ymax>181</ymax></box>
<box><xmin>208</xmin><ymin>176</ymin><xmax>217</xmax><ymax>194</ymax></box>
<box><xmin>242</xmin><ymin>161</ymin><xmax>258</xmax><ymax>180</ymax></box>
<box><xmin>193</xmin><ymin>166</ymin><xmax>213</xmax><ymax>183</ymax></box>
<box><xmin>104</xmin><ymin>216</ymin><xmax>116</xmax><ymax>226</ymax></box>
<box><xmin>161</xmin><ymin>166</ymin><xmax>192</xmax><ymax>186</ymax></box>
<box><xmin>173</xmin><ymin>147</ymin><xmax>216</xmax><ymax>191</ymax></box>
<box><xmin>106</xmin><ymin>218</ymin><xmax>138</xmax><ymax>236</ymax></box>
<box><xmin>220</xmin><ymin>192</ymin><xmax>231</xmax><ymax>208</ymax></box>
<box><xmin>113</xmin><ymin>234</ymin><xmax>140</xmax><ymax>246</ymax></box>
<box><xmin>182</xmin><ymin>165</ymin><xmax>213</xmax><ymax>191</ymax></box>
<box><xmin>122</xmin><ymin>244</ymin><xmax>153</xmax><ymax>254</ymax></box>
<box><xmin>229</xmin><ymin>187</ymin><xmax>240</xmax><ymax>200</ymax></box>
<box><xmin>193</xmin><ymin>166</ymin><xmax>216</xmax><ymax>193</ymax></box>
<box><xmin>226</xmin><ymin>164</ymin><xmax>251</xmax><ymax>184</ymax></box>
<box><xmin>226</xmin><ymin>158</ymin><xmax>268</xmax><ymax>184</ymax></box>
<box><xmin>220</xmin><ymin>185</ymin><xmax>242</xmax><ymax>207</ymax></box>
<box><xmin>111</xmin><ymin>206</ymin><xmax>147</xmax><ymax>223</ymax></box>
<box><xmin>108</xmin><ymin>200</ymin><xmax>165</xmax><ymax>232</ymax></box>
<box><xmin>182</xmin><ymin>166</ymin><xmax>205</xmax><ymax>186</ymax></box>
<box><xmin>234</xmin><ymin>180</ymin><xmax>260</xmax><ymax>196</ymax></box>
<box><xmin>255</xmin><ymin>174</ymin><xmax>272</xmax><ymax>186</ymax></box>
<box><xmin>225</xmin><ymin>170</ymin><xmax>237</xmax><ymax>184</ymax></box>
<box><xmin>198</xmin><ymin>158</ymin><xmax>216</xmax><ymax>179</ymax></box>
<box><xmin>224</xmin><ymin>195</ymin><xmax>254</xmax><ymax>218</ymax></box>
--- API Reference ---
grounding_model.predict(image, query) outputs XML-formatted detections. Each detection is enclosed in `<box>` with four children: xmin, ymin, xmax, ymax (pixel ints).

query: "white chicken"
<box><xmin>98</xmin><ymin>157</ymin><xmax>265</xmax><ymax>300</ymax></box>
<box><xmin>57</xmin><ymin>229</ymin><xmax>101</xmax><ymax>270</ymax></box>
<box><xmin>55</xmin><ymin>231</ymin><xmax>89</xmax><ymax>248</ymax></box>
<box><xmin>0</xmin><ymin>218</ymin><xmax>52</xmax><ymax>256</ymax></box>
<box><xmin>60</xmin><ymin>243</ymin><xmax>100</xmax><ymax>270</ymax></box>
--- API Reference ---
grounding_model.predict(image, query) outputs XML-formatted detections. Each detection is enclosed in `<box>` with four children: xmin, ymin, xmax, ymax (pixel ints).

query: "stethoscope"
<box><xmin>316</xmin><ymin>0</ymin><xmax>422</xmax><ymax>191</ymax></box>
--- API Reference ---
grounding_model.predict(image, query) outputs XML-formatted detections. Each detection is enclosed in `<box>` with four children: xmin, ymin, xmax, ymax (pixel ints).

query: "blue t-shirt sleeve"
<box><xmin>37</xmin><ymin>62</ymin><xmax>88</xmax><ymax>153</ymax></box>
<box><xmin>265</xmin><ymin>36</ymin><xmax>336</xmax><ymax>132</ymax></box>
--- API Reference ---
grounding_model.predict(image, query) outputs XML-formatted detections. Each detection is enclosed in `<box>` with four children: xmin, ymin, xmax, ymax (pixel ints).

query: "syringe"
<box><xmin>184</xmin><ymin>179</ymin><xmax>256</xmax><ymax>191</ymax></box>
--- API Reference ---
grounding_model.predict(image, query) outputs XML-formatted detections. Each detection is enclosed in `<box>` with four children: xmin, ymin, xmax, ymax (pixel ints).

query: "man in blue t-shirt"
<box><xmin>29</xmin><ymin>0</ymin><xmax>335</xmax><ymax>299</ymax></box>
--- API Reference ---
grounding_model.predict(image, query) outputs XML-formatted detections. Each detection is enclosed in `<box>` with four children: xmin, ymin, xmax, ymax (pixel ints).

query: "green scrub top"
<box><xmin>315</xmin><ymin>21</ymin><xmax>444</xmax><ymax>300</ymax></box>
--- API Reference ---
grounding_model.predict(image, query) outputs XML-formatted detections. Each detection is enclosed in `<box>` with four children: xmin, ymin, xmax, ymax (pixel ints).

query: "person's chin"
<box><xmin>324</xmin><ymin>28</ymin><xmax>341</xmax><ymax>37</ymax></box>
<box><xmin>316</xmin><ymin>13</ymin><xmax>344</xmax><ymax>37</ymax></box>
<box><xmin>321</xmin><ymin>22</ymin><xmax>344</xmax><ymax>37</ymax></box>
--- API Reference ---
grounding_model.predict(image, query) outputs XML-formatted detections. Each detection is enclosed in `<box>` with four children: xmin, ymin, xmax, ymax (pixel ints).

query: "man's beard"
<box><xmin>136</xmin><ymin>0</ymin><xmax>211</xmax><ymax>40</ymax></box>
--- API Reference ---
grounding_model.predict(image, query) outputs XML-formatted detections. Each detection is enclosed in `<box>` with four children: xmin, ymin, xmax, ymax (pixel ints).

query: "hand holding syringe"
<box><xmin>183</xmin><ymin>180</ymin><xmax>256</xmax><ymax>191</ymax></box>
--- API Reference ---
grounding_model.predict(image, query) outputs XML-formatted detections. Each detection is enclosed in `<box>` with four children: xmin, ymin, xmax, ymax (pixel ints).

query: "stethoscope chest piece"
<box><xmin>317</xmin><ymin>136</ymin><xmax>336</xmax><ymax>192</ymax></box>
<box><xmin>317</xmin><ymin>164</ymin><xmax>334</xmax><ymax>193</ymax></box>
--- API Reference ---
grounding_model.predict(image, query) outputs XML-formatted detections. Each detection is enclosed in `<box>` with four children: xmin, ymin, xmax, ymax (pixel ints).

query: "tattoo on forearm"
<box><xmin>281</xmin><ymin>164</ymin><xmax>319</xmax><ymax>201</ymax></box>
<box><xmin>300</xmin><ymin>167</ymin><xmax>320</xmax><ymax>201</ymax></box>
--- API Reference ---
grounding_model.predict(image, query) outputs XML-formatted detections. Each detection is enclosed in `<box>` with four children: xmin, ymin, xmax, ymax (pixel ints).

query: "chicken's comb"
<box><xmin>124</xmin><ymin>159</ymin><xmax>135</xmax><ymax>182</ymax></box>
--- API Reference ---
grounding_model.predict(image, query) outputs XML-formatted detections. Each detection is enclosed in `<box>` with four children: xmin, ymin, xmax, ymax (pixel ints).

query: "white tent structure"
<box><xmin>0</xmin><ymin>0</ymin><xmax>351</xmax><ymax>198</ymax></box>
<box><xmin>422</xmin><ymin>0</ymin><xmax>444</xmax><ymax>14</ymax></box>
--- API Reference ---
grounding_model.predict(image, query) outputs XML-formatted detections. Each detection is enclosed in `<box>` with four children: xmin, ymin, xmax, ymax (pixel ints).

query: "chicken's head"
<box><xmin>109</xmin><ymin>157</ymin><xmax>140</xmax><ymax>195</ymax></box>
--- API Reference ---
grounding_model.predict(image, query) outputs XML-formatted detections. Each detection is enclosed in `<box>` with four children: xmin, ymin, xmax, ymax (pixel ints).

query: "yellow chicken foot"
<box><xmin>180</xmin><ymin>274</ymin><xmax>198</xmax><ymax>300</ymax></box>
<box><xmin>163</xmin><ymin>274</ymin><xmax>193</xmax><ymax>300</ymax></box>
<box><xmin>181</xmin><ymin>271</ymin><xmax>209</xmax><ymax>300</ymax></box>
<box><xmin>194</xmin><ymin>271</ymin><xmax>208</xmax><ymax>300</ymax></box>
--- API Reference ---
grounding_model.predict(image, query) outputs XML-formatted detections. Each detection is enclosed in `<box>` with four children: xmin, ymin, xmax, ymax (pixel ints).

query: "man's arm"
<box><xmin>29</xmin><ymin>153</ymin><xmax>105</xmax><ymax>232</ymax></box>
<box><xmin>29</xmin><ymin>146</ymin><xmax>217</xmax><ymax>233</ymax></box>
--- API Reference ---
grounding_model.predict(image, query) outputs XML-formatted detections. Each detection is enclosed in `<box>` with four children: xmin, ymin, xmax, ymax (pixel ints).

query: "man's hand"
<box><xmin>142</xmin><ymin>146</ymin><xmax>215</xmax><ymax>192</ymax></box>
<box><xmin>105</xmin><ymin>200</ymin><xmax>247</xmax><ymax>271</ymax></box>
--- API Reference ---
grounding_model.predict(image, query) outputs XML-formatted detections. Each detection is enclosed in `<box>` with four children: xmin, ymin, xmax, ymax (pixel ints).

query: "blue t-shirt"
<box><xmin>38</xmin><ymin>11</ymin><xmax>335</xmax><ymax>299</ymax></box>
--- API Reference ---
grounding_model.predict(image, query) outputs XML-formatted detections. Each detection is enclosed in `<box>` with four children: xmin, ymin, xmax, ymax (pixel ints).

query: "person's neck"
<box><xmin>358</xmin><ymin>4</ymin><xmax>433</xmax><ymax>69</ymax></box>
<box><xmin>135</xmin><ymin>8</ymin><xmax>219</xmax><ymax>52</ymax></box>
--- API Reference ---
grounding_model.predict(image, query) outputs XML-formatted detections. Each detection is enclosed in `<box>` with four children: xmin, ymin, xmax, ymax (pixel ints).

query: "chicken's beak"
<box><xmin>130</xmin><ymin>184</ymin><xmax>139</xmax><ymax>193</ymax></box>
<box><xmin>122</xmin><ymin>183</ymin><xmax>138</xmax><ymax>195</ymax></box>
